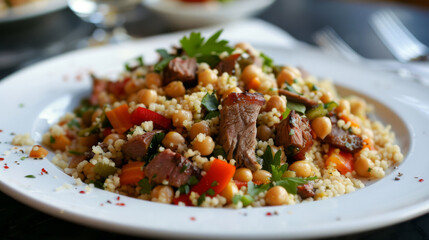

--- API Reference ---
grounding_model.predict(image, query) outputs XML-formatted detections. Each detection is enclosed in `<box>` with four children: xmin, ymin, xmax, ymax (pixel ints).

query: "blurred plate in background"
<box><xmin>142</xmin><ymin>0</ymin><xmax>275</xmax><ymax>29</ymax></box>
<box><xmin>0</xmin><ymin>0</ymin><xmax>67</xmax><ymax>23</ymax></box>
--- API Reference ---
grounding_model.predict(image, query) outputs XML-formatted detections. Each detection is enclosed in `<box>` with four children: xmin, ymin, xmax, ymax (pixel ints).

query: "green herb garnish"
<box><xmin>143</xmin><ymin>132</ymin><xmax>165</xmax><ymax>162</ymax></box>
<box><xmin>261</xmin><ymin>146</ymin><xmax>282</xmax><ymax>172</ymax></box>
<box><xmin>68</xmin><ymin>150</ymin><xmax>84</xmax><ymax>155</ymax></box>
<box><xmin>206</xmin><ymin>188</ymin><xmax>215</xmax><ymax>196</ymax></box>
<box><xmin>179</xmin><ymin>184</ymin><xmax>190</xmax><ymax>195</ymax></box>
<box><xmin>247</xmin><ymin>182</ymin><xmax>270</xmax><ymax>197</ymax></box>
<box><xmin>287</xmin><ymin>101</ymin><xmax>306</xmax><ymax>115</ymax></box>
<box><xmin>138</xmin><ymin>178</ymin><xmax>154</xmax><ymax>194</ymax></box>
<box><xmin>211</xmin><ymin>146</ymin><xmax>227</xmax><ymax>159</ymax></box>
<box><xmin>25</xmin><ymin>175</ymin><xmax>35</xmax><ymax>178</ymax></box>
<box><xmin>197</xmin><ymin>193</ymin><xmax>206</xmax><ymax>206</ymax></box>
<box><xmin>188</xmin><ymin>175</ymin><xmax>199</xmax><ymax>186</ymax></box>
<box><xmin>201</xmin><ymin>92</ymin><xmax>220</xmax><ymax>120</ymax></box>
<box><xmin>67</xmin><ymin>119</ymin><xmax>81</xmax><ymax>129</ymax></box>
<box><xmin>154</xmin><ymin>49</ymin><xmax>175</xmax><ymax>72</ymax></box>
<box><xmin>50</xmin><ymin>135</ymin><xmax>56</xmax><ymax>144</ymax></box>
<box><xmin>275</xmin><ymin>177</ymin><xmax>317</xmax><ymax>194</ymax></box>
<box><xmin>180</xmin><ymin>30</ymin><xmax>233</xmax><ymax>60</ymax></box>
<box><xmin>306</xmin><ymin>104</ymin><xmax>328</xmax><ymax>120</ymax></box>
<box><xmin>211</xmin><ymin>181</ymin><xmax>218</xmax><ymax>187</ymax></box>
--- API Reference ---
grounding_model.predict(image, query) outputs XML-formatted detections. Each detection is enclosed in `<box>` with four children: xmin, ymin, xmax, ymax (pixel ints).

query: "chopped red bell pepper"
<box><xmin>173</xmin><ymin>194</ymin><xmax>193</xmax><ymax>206</ymax></box>
<box><xmin>234</xmin><ymin>180</ymin><xmax>248</xmax><ymax>190</ymax></box>
<box><xmin>325</xmin><ymin>148</ymin><xmax>354</xmax><ymax>175</ymax></box>
<box><xmin>191</xmin><ymin>158</ymin><xmax>236</xmax><ymax>195</ymax></box>
<box><xmin>130</xmin><ymin>107</ymin><xmax>172</xmax><ymax>130</ymax></box>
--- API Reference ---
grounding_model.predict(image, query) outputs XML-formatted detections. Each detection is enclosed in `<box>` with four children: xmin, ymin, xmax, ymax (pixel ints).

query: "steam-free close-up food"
<box><xmin>38</xmin><ymin>31</ymin><xmax>403</xmax><ymax>208</ymax></box>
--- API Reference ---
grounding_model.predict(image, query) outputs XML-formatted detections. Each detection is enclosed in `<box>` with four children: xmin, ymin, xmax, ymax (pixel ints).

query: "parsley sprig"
<box><xmin>201</xmin><ymin>92</ymin><xmax>220</xmax><ymax>120</ymax></box>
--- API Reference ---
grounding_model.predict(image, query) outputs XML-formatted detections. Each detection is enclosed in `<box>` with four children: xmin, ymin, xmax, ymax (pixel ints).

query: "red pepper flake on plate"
<box><xmin>266</xmin><ymin>212</ymin><xmax>272</xmax><ymax>216</ymax></box>
<box><xmin>0</xmin><ymin>129</ymin><xmax>3</xmax><ymax>132</ymax></box>
<box><xmin>4</xmin><ymin>165</ymin><xmax>9</xmax><ymax>169</ymax></box>
<box><xmin>190</xmin><ymin>217</ymin><xmax>196</xmax><ymax>221</ymax></box>
<box><xmin>115</xmin><ymin>203</ymin><xmax>125</xmax><ymax>206</ymax></box>
<box><xmin>117</xmin><ymin>196</ymin><xmax>120</xmax><ymax>201</ymax></box>
<box><xmin>0</xmin><ymin>157</ymin><xmax>4</xmax><ymax>161</ymax></box>
<box><xmin>79</xmin><ymin>191</ymin><xmax>86</xmax><ymax>194</ymax></box>
<box><xmin>419</xmin><ymin>179</ymin><xmax>424</xmax><ymax>182</ymax></box>
<box><xmin>41</xmin><ymin>168</ymin><xmax>48</xmax><ymax>175</ymax></box>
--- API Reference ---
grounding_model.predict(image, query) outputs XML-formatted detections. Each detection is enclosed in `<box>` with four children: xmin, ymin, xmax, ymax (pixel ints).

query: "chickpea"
<box><xmin>253</xmin><ymin>170</ymin><xmax>272</xmax><ymax>184</ymax></box>
<box><xmin>124</xmin><ymin>79</ymin><xmax>143</xmax><ymax>95</ymax></box>
<box><xmin>189</xmin><ymin>121</ymin><xmax>210</xmax><ymax>140</ymax></box>
<box><xmin>350</xmin><ymin>99</ymin><xmax>367</xmax><ymax>118</ymax></box>
<box><xmin>241</xmin><ymin>64</ymin><xmax>262</xmax><ymax>84</ymax></box>
<box><xmin>127</xmin><ymin>93</ymin><xmax>139</xmax><ymax>103</ymax></box>
<box><xmin>198</xmin><ymin>69</ymin><xmax>218</xmax><ymax>86</ymax></box>
<box><xmin>145</xmin><ymin>73</ymin><xmax>162</xmax><ymax>89</ymax></box>
<box><xmin>277</xmin><ymin>68</ymin><xmax>298</xmax><ymax>86</ymax></box>
<box><xmin>137</xmin><ymin>89</ymin><xmax>157</xmax><ymax>106</ymax></box>
<box><xmin>221</xmin><ymin>182</ymin><xmax>239</xmax><ymax>203</ymax></box>
<box><xmin>162</xmin><ymin>131</ymin><xmax>185</xmax><ymax>151</ymax></box>
<box><xmin>165</xmin><ymin>81</ymin><xmax>186</xmax><ymax>98</ymax></box>
<box><xmin>203</xmin><ymin>161</ymin><xmax>212</xmax><ymax>172</ymax></box>
<box><xmin>257</xmin><ymin>125</ymin><xmax>272</xmax><ymax>141</ymax></box>
<box><xmin>234</xmin><ymin>168</ymin><xmax>253</xmax><ymax>182</ymax></box>
<box><xmin>172</xmin><ymin>110</ymin><xmax>192</xmax><ymax>128</ymax></box>
<box><xmin>336</xmin><ymin>99</ymin><xmax>351</xmax><ymax>115</ymax></box>
<box><xmin>266</xmin><ymin>96</ymin><xmax>286</xmax><ymax>113</ymax></box>
<box><xmin>265</xmin><ymin>186</ymin><xmax>288</xmax><ymax>206</ymax></box>
<box><xmin>192</xmin><ymin>135</ymin><xmax>215</xmax><ymax>156</ymax></box>
<box><xmin>151</xmin><ymin>185</ymin><xmax>174</xmax><ymax>204</ymax></box>
<box><xmin>311</xmin><ymin>116</ymin><xmax>332</xmax><ymax>139</ymax></box>
<box><xmin>222</xmin><ymin>87</ymin><xmax>242</xmax><ymax>99</ymax></box>
<box><xmin>320</xmin><ymin>91</ymin><xmax>334</xmax><ymax>104</ymax></box>
<box><xmin>355</xmin><ymin>157</ymin><xmax>372</xmax><ymax>177</ymax></box>
<box><xmin>103</xmin><ymin>133</ymin><xmax>125</xmax><ymax>145</ymax></box>
<box><xmin>288</xmin><ymin>161</ymin><xmax>312</xmax><ymax>177</ymax></box>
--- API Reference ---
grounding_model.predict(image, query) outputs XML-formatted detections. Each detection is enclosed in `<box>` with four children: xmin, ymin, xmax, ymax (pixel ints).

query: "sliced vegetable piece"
<box><xmin>94</xmin><ymin>163</ymin><xmax>117</xmax><ymax>178</ymax></box>
<box><xmin>50</xmin><ymin>135</ymin><xmax>71</xmax><ymax>151</ymax></box>
<box><xmin>340</xmin><ymin>114</ymin><xmax>360</xmax><ymax>128</ymax></box>
<box><xmin>191</xmin><ymin>158</ymin><xmax>236</xmax><ymax>195</ymax></box>
<box><xmin>120</xmin><ymin>162</ymin><xmax>145</xmax><ymax>185</ymax></box>
<box><xmin>106</xmin><ymin>104</ymin><xmax>133</xmax><ymax>134</ymax></box>
<box><xmin>325</xmin><ymin>148</ymin><xmax>354</xmax><ymax>175</ymax></box>
<box><xmin>306</xmin><ymin>104</ymin><xmax>328</xmax><ymax>120</ymax></box>
<box><xmin>29</xmin><ymin>145</ymin><xmax>49</xmax><ymax>158</ymax></box>
<box><xmin>130</xmin><ymin>107</ymin><xmax>172</xmax><ymax>130</ymax></box>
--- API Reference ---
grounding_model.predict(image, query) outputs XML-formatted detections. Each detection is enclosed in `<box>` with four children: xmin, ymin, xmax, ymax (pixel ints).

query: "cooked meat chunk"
<box><xmin>275</xmin><ymin>110</ymin><xmax>313</xmax><ymax>161</ymax></box>
<box><xmin>163</xmin><ymin>57</ymin><xmax>197</xmax><ymax>88</ymax></box>
<box><xmin>220</xmin><ymin>92</ymin><xmax>265</xmax><ymax>171</ymax></box>
<box><xmin>89</xmin><ymin>77</ymin><xmax>107</xmax><ymax>105</ymax></box>
<box><xmin>122</xmin><ymin>131</ymin><xmax>162</xmax><ymax>160</ymax></box>
<box><xmin>144</xmin><ymin>149</ymin><xmax>199</xmax><ymax>187</ymax></box>
<box><xmin>323</xmin><ymin>115</ymin><xmax>363</xmax><ymax>153</ymax></box>
<box><xmin>278</xmin><ymin>89</ymin><xmax>318</xmax><ymax>108</ymax></box>
<box><xmin>297</xmin><ymin>183</ymin><xmax>315</xmax><ymax>199</ymax></box>
<box><xmin>215</xmin><ymin>53</ymin><xmax>241</xmax><ymax>76</ymax></box>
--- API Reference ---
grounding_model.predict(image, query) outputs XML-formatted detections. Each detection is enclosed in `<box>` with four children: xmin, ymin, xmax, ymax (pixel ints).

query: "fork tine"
<box><xmin>313</xmin><ymin>27</ymin><xmax>362</xmax><ymax>62</ymax></box>
<box><xmin>370</xmin><ymin>9</ymin><xmax>428</xmax><ymax>62</ymax></box>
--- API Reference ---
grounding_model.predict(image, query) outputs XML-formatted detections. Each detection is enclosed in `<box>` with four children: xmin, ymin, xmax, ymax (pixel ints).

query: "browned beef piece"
<box><xmin>220</xmin><ymin>92</ymin><xmax>265</xmax><ymax>171</ymax></box>
<box><xmin>163</xmin><ymin>57</ymin><xmax>197</xmax><ymax>88</ymax></box>
<box><xmin>323</xmin><ymin>115</ymin><xmax>363</xmax><ymax>153</ymax></box>
<box><xmin>278</xmin><ymin>89</ymin><xmax>318</xmax><ymax>108</ymax></box>
<box><xmin>144</xmin><ymin>149</ymin><xmax>199</xmax><ymax>187</ymax></box>
<box><xmin>122</xmin><ymin>131</ymin><xmax>162</xmax><ymax>160</ymax></box>
<box><xmin>215</xmin><ymin>53</ymin><xmax>241</xmax><ymax>76</ymax></box>
<box><xmin>275</xmin><ymin>110</ymin><xmax>313</xmax><ymax>161</ymax></box>
<box><xmin>297</xmin><ymin>183</ymin><xmax>315</xmax><ymax>199</ymax></box>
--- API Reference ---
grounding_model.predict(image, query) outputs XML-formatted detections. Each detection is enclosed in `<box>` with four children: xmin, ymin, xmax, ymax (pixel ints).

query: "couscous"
<box><xmin>42</xmin><ymin>31</ymin><xmax>403</xmax><ymax>208</ymax></box>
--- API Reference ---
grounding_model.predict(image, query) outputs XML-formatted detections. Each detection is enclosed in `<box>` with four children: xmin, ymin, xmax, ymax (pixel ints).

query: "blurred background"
<box><xmin>1</xmin><ymin>0</ymin><xmax>429</xmax><ymax>239</ymax></box>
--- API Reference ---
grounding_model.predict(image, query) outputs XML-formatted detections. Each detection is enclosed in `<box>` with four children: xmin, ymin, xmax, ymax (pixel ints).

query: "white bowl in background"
<box><xmin>142</xmin><ymin>0</ymin><xmax>275</xmax><ymax>29</ymax></box>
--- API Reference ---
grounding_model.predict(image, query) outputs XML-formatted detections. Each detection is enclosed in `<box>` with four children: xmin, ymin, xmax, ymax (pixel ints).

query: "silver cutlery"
<box><xmin>369</xmin><ymin>9</ymin><xmax>429</xmax><ymax>62</ymax></box>
<box><xmin>313</xmin><ymin>27</ymin><xmax>429</xmax><ymax>86</ymax></box>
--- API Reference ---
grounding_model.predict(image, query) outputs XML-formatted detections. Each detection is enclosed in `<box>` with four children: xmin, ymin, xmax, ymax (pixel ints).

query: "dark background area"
<box><xmin>1</xmin><ymin>0</ymin><xmax>429</xmax><ymax>239</ymax></box>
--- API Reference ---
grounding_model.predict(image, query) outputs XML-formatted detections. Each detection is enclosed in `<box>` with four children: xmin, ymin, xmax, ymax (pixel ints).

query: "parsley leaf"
<box><xmin>154</xmin><ymin>49</ymin><xmax>175</xmax><ymax>72</ymax></box>
<box><xmin>25</xmin><ymin>175</ymin><xmax>35</xmax><ymax>178</ymax></box>
<box><xmin>67</xmin><ymin>119</ymin><xmax>81</xmax><ymax>129</ymax></box>
<box><xmin>271</xmin><ymin>164</ymin><xmax>289</xmax><ymax>182</ymax></box>
<box><xmin>261</xmin><ymin>146</ymin><xmax>281</xmax><ymax>172</ymax></box>
<box><xmin>201</xmin><ymin>92</ymin><xmax>219</xmax><ymax>111</ymax></box>
<box><xmin>143</xmin><ymin>132</ymin><xmax>165</xmax><ymax>162</ymax></box>
<box><xmin>247</xmin><ymin>182</ymin><xmax>270</xmax><ymax>197</ymax></box>
<box><xmin>138</xmin><ymin>178</ymin><xmax>154</xmax><ymax>194</ymax></box>
<box><xmin>275</xmin><ymin>177</ymin><xmax>317</xmax><ymax>194</ymax></box>
<box><xmin>197</xmin><ymin>193</ymin><xmax>206</xmax><ymax>206</ymax></box>
<box><xmin>282</xmin><ymin>107</ymin><xmax>291</xmax><ymax>119</ymax></box>
<box><xmin>179</xmin><ymin>184</ymin><xmax>190</xmax><ymax>194</ymax></box>
<box><xmin>50</xmin><ymin>135</ymin><xmax>56</xmax><ymax>144</ymax></box>
<box><xmin>211</xmin><ymin>146</ymin><xmax>226</xmax><ymax>159</ymax></box>
<box><xmin>207</xmin><ymin>188</ymin><xmax>215</xmax><ymax>196</ymax></box>
<box><xmin>287</xmin><ymin>101</ymin><xmax>306</xmax><ymax>115</ymax></box>
<box><xmin>180</xmin><ymin>30</ymin><xmax>233</xmax><ymax>61</ymax></box>
<box><xmin>188</xmin><ymin>175</ymin><xmax>199</xmax><ymax>186</ymax></box>
<box><xmin>232</xmin><ymin>194</ymin><xmax>242</xmax><ymax>204</ymax></box>
<box><xmin>201</xmin><ymin>92</ymin><xmax>220</xmax><ymax>120</ymax></box>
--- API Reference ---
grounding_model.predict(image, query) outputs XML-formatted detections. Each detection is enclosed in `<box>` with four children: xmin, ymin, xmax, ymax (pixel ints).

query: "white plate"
<box><xmin>0</xmin><ymin>0</ymin><xmax>67</xmax><ymax>23</ymax></box>
<box><xmin>143</xmin><ymin>0</ymin><xmax>275</xmax><ymax>29</ymax></box>
<box><xmin>0</xmin><ymin>32</ymin><xmax>429</xmax><ymax>239</ymax></box>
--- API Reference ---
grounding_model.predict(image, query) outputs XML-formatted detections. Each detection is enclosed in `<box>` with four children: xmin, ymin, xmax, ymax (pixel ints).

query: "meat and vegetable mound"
<box><xmin>44</xmin><ymin>30</ymin><xmax>403</xmax><ymax>208</ymax></box>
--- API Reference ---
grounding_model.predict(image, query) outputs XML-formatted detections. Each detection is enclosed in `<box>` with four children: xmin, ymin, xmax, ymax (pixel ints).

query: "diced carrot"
<box><xmin>325</xmin><ymin>148</ymin><xmax>354</xmax><ymax>175</ymax></box>
<box><xmin>362</xmin><ymin>138</ymin><xmax>374</xmax><ymax>150</ymax></box>
<box><xmin>246</xmin><ymin>77</ymin><xmax>261</xmax><ymax>90</ymax></box>
<box><xmin>340</xmin><ymin>115</ymin><xmax>360</xmax><ymax>128</ymax></box>
<box><xmin>120</xmin><ymin>162</ymin><xmax>145</xmax><ymax>185</ymax></box>
<box><xmin>29</xmin><ymin>145</ymin><xmax>49</xmax><ymax>158</ymax></box>
<box><xmin>106</xmin><ymin>104</ymin><xmax>133</xmax><ymax>134</ymax></box>
<box><xmin>51</xmin><ymin>135</ymin><xmax>71</xmax><ymax>151</ymax></box>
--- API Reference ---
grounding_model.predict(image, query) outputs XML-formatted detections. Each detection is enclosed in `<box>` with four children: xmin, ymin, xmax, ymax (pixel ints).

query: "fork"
<box><xmin>369</xmin><ymin>9</ymin><xmax>429</xmax><ymax>62</ymax></box>
<box><xmin>313</xmin><ymin>27</ymin><xmax>429</xmax><ymax>85</ymax></box>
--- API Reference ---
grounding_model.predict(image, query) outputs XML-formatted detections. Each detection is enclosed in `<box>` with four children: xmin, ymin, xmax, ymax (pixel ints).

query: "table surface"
<box><xmin>1</xmin><ymin>0</ymin><xmax>429</xmax><ymax>239</ymax></box>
